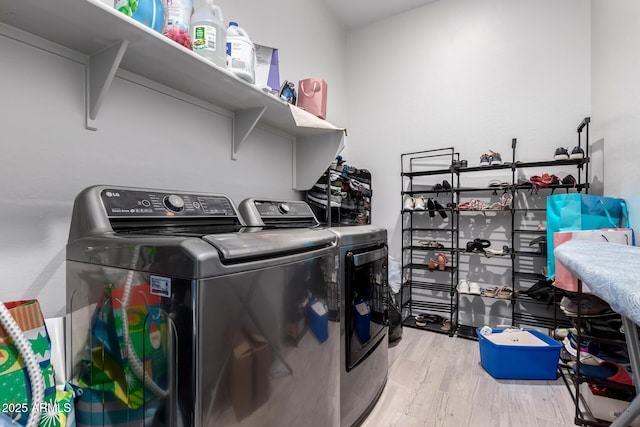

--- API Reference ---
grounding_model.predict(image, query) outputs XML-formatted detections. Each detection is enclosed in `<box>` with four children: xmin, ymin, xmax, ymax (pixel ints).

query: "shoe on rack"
<box><xmin>570</xmin><ymin>146</ymin><xmax>585</xmax><ymax>160</ymax></box>
<box><xmin>468</xmin><ymin>282</ymin><xmax>482</xmax><ymax>295</ymax></box>
<box><xmin>403</xmin><ymin>197</ymin><xmax>415</xmax><ymax>211</ymax></box>
<box><xmin>495</xmin><ymin>287</ymin><xmax>514</xmax><ymax>299</ymax></box>
<box><xmin>451</xmin><ymin>159</ymin><xmax>468</xmax><ymax>169</ymax></box>
<box><xmin>482</xmin><ymin>286</ymin><xmax>499</xmax><ymax>298</ymax></box>
<box><xmin>419</xmin><ymin>240</ymin><xmax>444</xmax><ymax>249</ymax></box>
<box><xmin>484</xmin><ymin>246</ymin><xmax>511</xmax><ymax>258</ymax></box>
<box><xmin>572</xmin><ymin>361</ymin><xmax>632</xmax><ymax>386</ymax></box>
<box><xmin>307</xmin><ymin>191</ymin><xmax>342</xmax><ymax>208</ymax></box>
<box><xmin>342</xmin><ymin>198</ymin><xmax>356</xmax><ymax>210</ymax></box>
<box><xmin>489</xmin><ymin>150</ymin><xmax>503</xmax><ymax>165</ymax></box>
<box><xmin>414</xmin><ymin>196</ymin><xmax>426</xmax><ymax>210</ymax></box>
<box><xmin>554</xmin><ymin>147</ymin><xmax>570</xmax><ymax>160</ymax></box>
<box><xmin>559</xmin><ymin>296</ymin><xmax>573</xmax><ymax>312</ymax></box>
<box><xmin>479</xmin><ymin>153</ymin><xmax>491</xmax><ymax>166</ymax></box>
<box><xmin>426</xmin><ymin>198</ymin><xmax>436</xmax><ymax>217</ymax></box>
<box><xmin>433</xmin><ymin>200</ymin><xmax>448</xmax><ymax>219</ymax></box>
<box><xmin>465</xmin><ymin>238</ymin><xmax>490</xmax><ymax>253</ymax></box>
<box><xmin>562</xmin><ymin>175</ymin><xmax>577</xmax><ymax>187</ymax></box>
<box><xmin>553</xmin><ymin>327</ymin><xmax>577</xmax><ymax>340</ymax></box>
<box><xmin>500</xmin><ymin>192</ymin><xmax>513</xmax><ymax>209</ymax></box>
<box><xmin>457</xmin><ymin>279</ymin><xmax>470</xmax><ymax>294</ymax></box>
<box><xmin>561</xmin><ymin>294</ymin><xmax>613</xmax><ymax>317</ymax></box>
<box><xmin>436</xmin><ymin>253</ymin><xmax>448</xmax><ymax>271</ymax></box>
<box><xmin>529</xmin><ymin>235</ymin><xmax>547</xmax><ymax>255</ymax></box>
<box><xmin>442</xmin><ymin>180</ymin><xmax>451</xmax><ymax>190</ymax></box>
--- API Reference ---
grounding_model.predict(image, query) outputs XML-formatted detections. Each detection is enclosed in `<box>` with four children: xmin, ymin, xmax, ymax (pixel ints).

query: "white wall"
<box><xmin>591</xmin><ymin>0</ymin><xmax>640</xmax><ymax>231</ymax></box>
<box><xmin>344</xmin><ymin>0</ymin><xmax>591</xmax><ymax>260</ymax></box>
<box><xmin>214</xmin><ymin>0</ymin><xmax>348</xmax><ymax>126</ymax></box>
<box><xmin>0</xmin><ymin>1</ymin><xmax>346</xmax><ymax>318</ymax></box>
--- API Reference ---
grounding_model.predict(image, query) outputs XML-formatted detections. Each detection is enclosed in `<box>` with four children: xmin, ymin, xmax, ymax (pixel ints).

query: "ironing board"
<box><xmin>555</xmin><ymin>240</ymin><xmax>640</xmax><ymax>427</ymax></box>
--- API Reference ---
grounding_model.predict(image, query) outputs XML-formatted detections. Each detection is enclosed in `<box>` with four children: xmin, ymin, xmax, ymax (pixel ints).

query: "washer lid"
<box><xmin>203</xmin><ymin>228</ymin><xmax>335</xmax><ymax>262</ymax></box>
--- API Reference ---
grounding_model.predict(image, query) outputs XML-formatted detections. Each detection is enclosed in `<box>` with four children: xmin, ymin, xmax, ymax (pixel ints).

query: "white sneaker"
<box><xmin>414</xmin><ymin>197</ymin><xmax>426</xmax><ymax>210</ymax></box>
<box><xmin>404</xmin><ymin>197</ymin><xmax>415</xmax><ymax>211</ymax></box>
<box><xmin>469</xmin><ymin>282</ymin><xmax>481</xmax><ymax>295</ymax></box>
<box><xmin>457</xmin><ymin>279</ymin><xmax>470</xmax><ymax>294</ymax></box>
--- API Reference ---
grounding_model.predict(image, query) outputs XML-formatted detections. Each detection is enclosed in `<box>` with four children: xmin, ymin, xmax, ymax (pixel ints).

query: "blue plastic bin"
<box><xmin>477</xmin><ymin>328</ymin><xmax>562</xmax><ymax>380</ymax></box>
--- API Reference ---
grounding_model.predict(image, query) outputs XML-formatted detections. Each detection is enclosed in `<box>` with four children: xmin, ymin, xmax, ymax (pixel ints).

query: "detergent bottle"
<box><xmin>190</xmin><ymin>0</ymin><xmax>227</xmax><ymax>68</ymax></box>
<box><xmin>226</xmin><ymin>21</ymin><xmax>256</xmax><ymax>83</ymax></box>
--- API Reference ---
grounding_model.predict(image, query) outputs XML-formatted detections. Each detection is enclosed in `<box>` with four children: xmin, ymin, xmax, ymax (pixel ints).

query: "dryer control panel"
<box><xmin>238</xmin><ymin>198</ymin><xmax>319</xmax><ymax>227</ymax></box>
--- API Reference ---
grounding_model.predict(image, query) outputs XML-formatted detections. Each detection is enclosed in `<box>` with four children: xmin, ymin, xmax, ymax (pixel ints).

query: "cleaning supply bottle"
<box><xmin>226</xmin><ymin>21</ymin><xmax>256</xmax><ymax>84</ymax></box>
<box><xmin>190</xmin><ymin>0</ymin><xmax>226</xmax><ymax>68</ymax></box>
<box><xmin>161</xmin><ymin>0</ymin><xmax>192</xmax><ymax>48</ymax></box>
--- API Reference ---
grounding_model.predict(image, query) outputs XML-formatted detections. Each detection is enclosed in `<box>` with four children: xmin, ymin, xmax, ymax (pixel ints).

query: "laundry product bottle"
<box><xmin>161</xmin><ymin>0</ymin><xmax>192</xmax><ymax>48</ymax></box>
<box><xmin>226</xmin><ymin>21</ymin><xmax>256</xmax><ymax>84</ymax></box>
<box><xmin>190</xmin><ymin>0</ymin><xmax>227</xmax><ymax>68</ymax></box>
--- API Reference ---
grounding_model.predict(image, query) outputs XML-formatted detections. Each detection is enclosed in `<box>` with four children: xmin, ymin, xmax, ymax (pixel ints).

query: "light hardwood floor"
<box><xmin>361</xmin><ymin>327</ymin><xmax>576</xmax><ymax>427</ymax></box>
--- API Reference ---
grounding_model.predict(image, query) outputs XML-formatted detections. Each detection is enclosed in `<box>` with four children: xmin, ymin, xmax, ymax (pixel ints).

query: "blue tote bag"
<box><xmin>547</xmin><ymin>193</ymin><xmax>629</xmax><ymax>279</ymax></box>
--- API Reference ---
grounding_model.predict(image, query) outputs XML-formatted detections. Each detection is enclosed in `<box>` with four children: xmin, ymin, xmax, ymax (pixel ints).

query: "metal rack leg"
<box><xmin>610</xmin><ymin>316</ymin><xmax>640</xmax><ymax>427</ymax></box>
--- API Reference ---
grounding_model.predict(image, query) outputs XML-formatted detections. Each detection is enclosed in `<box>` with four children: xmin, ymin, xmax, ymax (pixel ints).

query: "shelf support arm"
<box><xmin>86</xmin><ymin>40</ymin><xmax>129</xmax><ymax>131</ymax></box>
<box><xmin>231</xmin><ymin>107</ymin><xmax>267</xmax><ymax>160</ymax></box>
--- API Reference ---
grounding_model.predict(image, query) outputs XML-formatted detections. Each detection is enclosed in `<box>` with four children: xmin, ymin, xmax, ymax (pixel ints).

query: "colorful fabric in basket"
<box><xmin>0</xmin><ymin>300</ymin><xmax>75</xmax><ymax>427</ymax></box>
<box><xmin>74</xmin><ymin>284</ymin><xmax>168</xmax><ymax>425</ymax></box>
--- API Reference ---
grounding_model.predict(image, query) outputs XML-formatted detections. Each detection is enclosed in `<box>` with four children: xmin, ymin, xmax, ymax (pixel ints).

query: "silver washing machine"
<box><xmin>66</xmin><ymin>186</ymin><xmax>340</xmax><ymax>427</ymax></box>
<box><xmin>330</xmin><ymin>226</ymin><xmax>388</xmax><ymax>427</ymax></box>
<box><xmin>238</xmin><ymin>199</ymin><xmax>389</xmax><ymax>426</ymax></box>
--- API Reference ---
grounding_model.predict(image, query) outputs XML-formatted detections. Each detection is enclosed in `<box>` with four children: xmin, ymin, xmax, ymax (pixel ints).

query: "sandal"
<box><xmin>428</xmin><ymin>258</ymin><xmax>437</xmax><ymax>272</ymax></box>
<box><xmin>441</xmin><ymin>319</ymin><xmax>452</xmax><ymax>332</ymax></box>
<box><xmin>419</xmin><ymin>240</ymin><xmax>444</xmax><ymax>249</ymax></box>
<box><xmin>484</xmin><ymin>245</ymin><xmax>511</xmax><ymax>258</ymax></box>
<box><xmin>496</xmin><ymin>287</ymin><xmax>514</xmax><ymax>299</ymax></box>
<box><xmin>436</xmin><ymin>253</ymin><xmax>448</xmax><ymax>271</ymax></box>
<box><xmin>469</xmin><ymin>199</ymin><xmax>489</xmax><ymax>210</ymax></box>
<box><xmin>482</xmin><ymin>286</ymin><xmax>499</xmax><ymax>298</ymax></box>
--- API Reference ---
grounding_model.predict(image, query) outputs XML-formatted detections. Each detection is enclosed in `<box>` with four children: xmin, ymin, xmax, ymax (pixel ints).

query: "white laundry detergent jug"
<box><xmin>226</xmin><ymin>21</ymin><xmax>256</xmax><ymax>83</ymax></box>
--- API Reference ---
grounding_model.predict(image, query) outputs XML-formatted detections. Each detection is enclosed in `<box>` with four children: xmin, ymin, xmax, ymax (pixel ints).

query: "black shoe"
<box><xmin>570</xmin><ymin>146</ymin><xmax>585</xmax><ymax>160</ymax></box>
<box><xmin>426</xmin><ymin>198</ymin><xmax>436</xmax><ymax>218</ymax></box>
<box><xmin>433</xmin><ymin>200</ymin><xmax>448</xmax><ymax>218</ymax></box>
<box><xmin>562</xmin><ymin>174</ymin><xmax>577</xmax><ymax>187</ymax></box>
<box><xmin>442</xmin><ymin>180</ymin><xmax>451</xmax><ymax>190</ymax></box>
<box><xmin>554</xmin><ymin>147</ymin><xmax>569</xmax><ymax>160</ymax></box>
<box><xmin>465</xmin><ymin>238</ymin><xmax>490</xmax><ymax>253</ymax></box>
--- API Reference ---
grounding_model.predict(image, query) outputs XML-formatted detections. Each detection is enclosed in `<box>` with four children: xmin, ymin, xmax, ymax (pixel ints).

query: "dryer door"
<box><xmin>345</xmin><ymin>245</ymin><xmax>388</xmax><ymax>371</ymax></box>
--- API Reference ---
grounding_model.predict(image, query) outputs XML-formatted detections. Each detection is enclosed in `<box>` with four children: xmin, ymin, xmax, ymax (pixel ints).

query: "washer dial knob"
<box><xmin>278</xmin><ymin>203</ymin><xmax>290</xmax><ymax>214</ymax></box>
<box><xmin>164</xmin><ymin>194</ymin><xmax>185</xmax><ymax>212</ymax></box>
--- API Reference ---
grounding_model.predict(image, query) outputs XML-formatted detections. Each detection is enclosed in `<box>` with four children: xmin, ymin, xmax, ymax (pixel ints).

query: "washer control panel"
<box><xmin>100</xmin><ymin>188</ymin><xmax>237</xmax><ymax>217</ymax></box>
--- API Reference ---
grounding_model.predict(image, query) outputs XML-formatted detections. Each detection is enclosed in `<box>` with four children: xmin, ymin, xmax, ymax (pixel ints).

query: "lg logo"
<box><xmin>105</xmin><ymin>191</ymin><xmax>121</xmax><ymax>197</ymax></box>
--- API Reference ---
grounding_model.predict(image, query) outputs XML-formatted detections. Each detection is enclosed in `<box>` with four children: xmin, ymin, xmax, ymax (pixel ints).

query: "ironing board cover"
<box><xmin>554</xmin><ymin>240</ymin><xmax>640</xmax><ymax>324</ymax></box>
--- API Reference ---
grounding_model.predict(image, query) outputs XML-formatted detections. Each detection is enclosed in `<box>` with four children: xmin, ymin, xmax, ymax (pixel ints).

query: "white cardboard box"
<box><xmin>580</xmin><ymin>382</ymin><xmax>640</xmax><ymax>426</ymax></box>
<box><xmin>255</xmin><ymin>44</ymin><xmax>280</xmax><ymax>92</ymax></box>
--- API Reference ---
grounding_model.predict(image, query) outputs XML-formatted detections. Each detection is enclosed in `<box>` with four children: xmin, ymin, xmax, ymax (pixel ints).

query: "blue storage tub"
<box><xmin>477</xmin><ymin>328</ymin><xmax>562</xmax><ymax>380</ymax></box>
